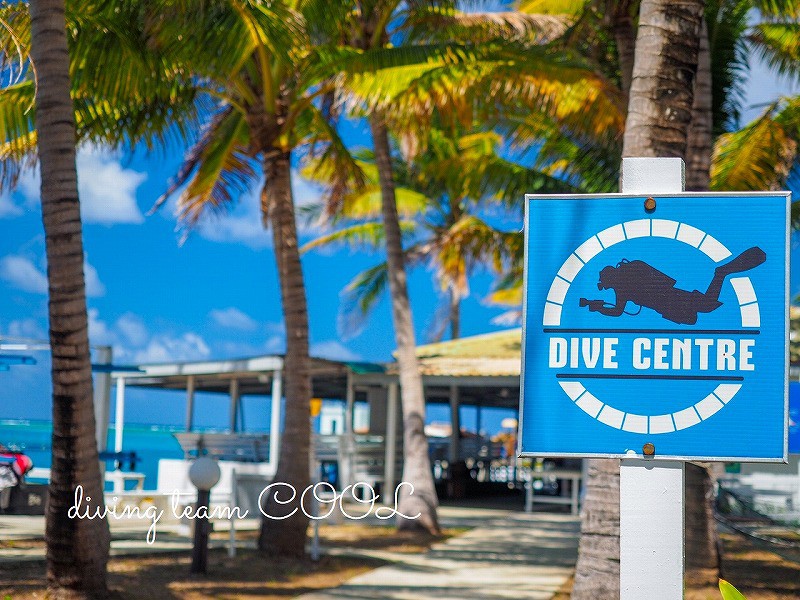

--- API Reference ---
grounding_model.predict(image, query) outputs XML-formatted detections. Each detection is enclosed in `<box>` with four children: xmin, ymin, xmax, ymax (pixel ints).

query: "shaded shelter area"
<box><xmin>107</xmin><ymin>329</ymin><xmax>580</xmax><ymax>508</ymax></box>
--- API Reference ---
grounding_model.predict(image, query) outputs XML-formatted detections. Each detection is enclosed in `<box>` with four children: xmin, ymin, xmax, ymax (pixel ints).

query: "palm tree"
<box><xmin>0</xmin><ymin>0</ymin><xmax>344</xmax><ymax>559</ymax></box>
<box><xmin>330</xmin><ymin>0</ymin><xmax>626</xmax><ymax>532</ymax></box>
<box><xmin>0</xmin><ymin>0</ymin><xmax>218</xmax><ymax>590</ymax></box>
<box><xmin>302</xmin><ymin>128</ymin><xmax>560</xmax><ymax>341</ymax></box>
<box><xmin>29</xmin><ymin>0</ymin><xmax>110</xmax><ymax>596</ymax></box>
<box><xmin>142</xmin><ymin>0</ymin><xmax>344</xmax><ymax>557</ymax></box>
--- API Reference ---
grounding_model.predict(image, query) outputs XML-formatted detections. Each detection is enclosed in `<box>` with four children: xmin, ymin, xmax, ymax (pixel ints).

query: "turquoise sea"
<box><xmin>0</xmin><ymin>419</ymin><xmax>188</xmax><ymax>490</ymax></box>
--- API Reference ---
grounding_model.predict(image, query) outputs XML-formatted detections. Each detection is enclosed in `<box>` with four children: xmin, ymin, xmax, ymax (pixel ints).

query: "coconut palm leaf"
<box><xmin>0</xmin><ymin>80</ymin><xmax>36</xmax><ymax>184</ymax></box>
<box><xmin>405</xmin><ymin>5</ymin><xmax>572</xmax><ymax>44</ymax></box>
<box><xmin>706</xmin><ymin>0</ymin><xmax>750</xmax><ymax>134</ymax></box>
<box><xmin>300</xmin><ymin>219</ymin><xmax>417</xmax><ymax>253</ymax></box>
<box><xmin>751</xmin><ymin>0</ymin><xmax>800</xmax><ymax>18</ymax></box>
<box><xmin>153</xmin><ymin>106</ymin><xmax>256</xmax><ymax>228</ymax></box>
<box><xmin>749</xmin><ymin>22</ymin><xmax>800</xmax><ymax>83</ymax></box>
<box><xmin>518</xmin><ymin>0</ymin><xmax>588</xmax><ymax>14</ymax></box>
<box><xmin>338</xmin><ymin>261</ymin><xmax>390</xmax><ymax>338</ymax></box>
<box><xmin>711</xmin><ymin>98</ymin><xmax>799</xmax><ymax>192</ymax></box>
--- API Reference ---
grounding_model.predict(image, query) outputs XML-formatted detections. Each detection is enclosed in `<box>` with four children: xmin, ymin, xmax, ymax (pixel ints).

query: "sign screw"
<box><xmin>642</xmin><ymin>443</ymin><xmax>655</xmax><ymax>456</ymax></box>
<box><xmin>644</xmin><ymin>197</ymin><xmax>657</xmax><ymax>212</ymax></box>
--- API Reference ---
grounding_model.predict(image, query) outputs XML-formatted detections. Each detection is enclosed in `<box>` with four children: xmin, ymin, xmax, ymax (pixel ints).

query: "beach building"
<box><xmin>4</xmin><ymin>327</ymin><xmax>794</xmax><ymax>519</ymax></box>
<box><xmin>98</xmin><ymin>326</ymin><xmax>800</xmax><ymax>519</ymax></box>
<box><xmin>101</xmin><ymin>329</ymin><xmax>587</xmax><ymax>512</ymax></box>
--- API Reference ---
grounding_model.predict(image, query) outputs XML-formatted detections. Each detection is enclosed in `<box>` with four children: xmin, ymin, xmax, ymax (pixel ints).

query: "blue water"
<box><xmin>0</xmin><ymin>419</ymin><xmax>186</xmax><ymax>490</ymax></box>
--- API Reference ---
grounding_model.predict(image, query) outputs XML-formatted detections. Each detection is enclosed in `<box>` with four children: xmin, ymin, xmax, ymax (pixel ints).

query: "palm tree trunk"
<box><xmin>30</xmin><ymin>1</ymin><xmax>110</xmax><ymax>597</ymax></box>
<box><xmin>622</xmin><ymin>0</ymin><xmax>705</xmax><ymax>157</ymax></box>
<box><xmin>685</xmin><ymin>18</ymin><xmax>713</xmax><ymax>190</ymax></box>
<box><xmin>611</xmin><ymin>1</ymin><xmax>636</xmax><ymax>99</ymax></box>
<box><xmin>683</xmin><ymin>18</ymin><xmax>720</xmax><ymax>575</ymax></box>
<box><xmin>576</xmin><ymin>4</ymin><xmax>704</xmax><ymax>596</ymax></box>
<box><xmin>571</xmin><ymin>459</ymin><xmax>620</xmax><ymax>599</ymax></box>
<box><xmin>449</xmin><ymin>287</ymin><xmax>460</xmax><ymax>340</ymax></box>
<box><xmin>257</xmin><ymin>149</ymin><xmax>312</xmax><ymax>557</ymax></box>
<box><xmin>369</xmin><ymin>112</ymin><xmax>440</xmax><ymax>534</ymax></box>
<box><xmin>685</xmin><ymin>462</ymin><xmax>719</xmax><ymax>571</ymax></box>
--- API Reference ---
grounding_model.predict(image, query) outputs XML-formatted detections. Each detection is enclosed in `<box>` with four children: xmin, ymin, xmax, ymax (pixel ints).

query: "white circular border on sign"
<box><xmin>542</xmin><ymin>219</ymin><xmax>760</xmax><ymax>435</ymax></box>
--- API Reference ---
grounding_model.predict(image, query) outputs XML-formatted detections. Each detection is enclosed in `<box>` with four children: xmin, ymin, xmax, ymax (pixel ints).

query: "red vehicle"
<box><xmin>0</xmin><ymin>444</ymin><xmax>33</xmax><ymax>490</ymax></box>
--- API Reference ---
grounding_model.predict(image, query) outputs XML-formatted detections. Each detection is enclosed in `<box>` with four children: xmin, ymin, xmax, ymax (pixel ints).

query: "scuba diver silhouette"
<box><xmin>579</xmin><ymin>246</ymin><xmax>766</xmax><ymax>325</ymax></box>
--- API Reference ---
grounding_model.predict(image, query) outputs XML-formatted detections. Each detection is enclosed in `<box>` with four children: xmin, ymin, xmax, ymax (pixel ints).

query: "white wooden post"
<box><xmin>228</xmin><ymin>468</ymin><xmax>237</xmax><ymax>558</ymax></box>
<box><xmin>93</xmin><ymin>346</ymin><xmax>112</xmax><ymax>484</ymax></box>
<box><xmin>340</xmin><ymin>372</ymin><xmax>355</xmax><ymax>489</ymax></box>
<box><xmin>269</xmin><ymin>369</ymin><xmax>282</xmax><ymax>468</ymax></box>
<box><xmin>228</xmin><ymin>378</ymin><xmax>240</xmax><ymax>433</ymax></box>
<box><xmin>185</xmin><ymin>375</ymin><xmax>196</xmax><ymax>432</ymax></box>
<box><xmin>93</xmin><ymin>346</ymin><xmax>112</xmax><ymax>452</ymax></box>
<box><xmin>619</xmin><ymin>157</ymin><xmax>685</xmax><ymax>600</ymax></box>
<box><xmin>114</xmin><ymin>377</ymin><xmax>126</xmax><ymax>454</ymax></box>
<box><xmin>383</xmin><ymin>382</ymin><xmax>398</xmax><ymax>502</ymax></box>
<box><xmin>449</xmin><ymin>384</ymin><xmax>460</xmax><ymax>464</ymax></box>
<box><xmin>113</xmin><ymin>377</ymin><xmax>126</xmax><ymax>493</ymax></box>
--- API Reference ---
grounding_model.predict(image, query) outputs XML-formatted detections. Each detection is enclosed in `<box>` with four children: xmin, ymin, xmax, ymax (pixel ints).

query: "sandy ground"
<box><xmin>1</xmin><ymin>521</ymin><xmax>799</xmax><ymax>599</ymax></box>
<box><xmin>0</xmin><ymin>525</ymin><xmax>453</xmax><ymax>599</ymax></box>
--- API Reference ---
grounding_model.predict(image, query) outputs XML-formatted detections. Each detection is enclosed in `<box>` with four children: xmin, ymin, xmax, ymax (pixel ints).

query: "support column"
<box><xmin>228</xmin><ymin>378</ymin><xmax>240</xmax><ymax>433</ymax></box>
<box><xmin>113</xmin><ymin>377</ymin><xmax>126</xmax><ymax>493</ymax></box>
<box><xmin>448</xmin><ymin>384</ymin><xmax>460</xmax><ymax>463</ymax></box>
<box><xmin>384</xmin><ymin>382</ymin><xmax>398</xmax><ymax>501</ymax></box>
<box><xmin>93</xmin><ymin>346</ymin><xmax>112</xmax><ymax>453</ymax></box>
<box><xmin>185</xmin><ymin>375</ymin><xmax>196</xmax><ymax>432</ymax></box>
<box><xmin>269</xmin><ymin>369</ymin><xmax>282</xmax><ymax>468</ymax></box>
<box><xmin>114</xmin><ymin>378</ymin><xmax>126</xmax><ymax>453</ymax></box>
<box><xmin>340</xmin><ymin>372</ymin><xmax>355</xmax><ymax>489</ymax></box>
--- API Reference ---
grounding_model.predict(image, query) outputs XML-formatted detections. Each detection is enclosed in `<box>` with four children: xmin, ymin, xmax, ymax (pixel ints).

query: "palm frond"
<box><xmin>404</xmin><ymin>6</ymin><xmax>571</xmax><ymax>44</ymax></box>
<box><xmin>518</xmin><ymin>0</ymin><xmax>588</xmax><ymax>15</ymax></box>
<box><xmin>711</xmin><ymin>100</ymin><xmax>798</xmax><ymax>191</ymax></box>
<box><xmin>338</xmin><ymin>261</ymin><xmax>390</xmax><ymax>339</ymax></box>
<box><xmin>750</xmin><ymin>0</ymin><xmax>800</xmax><ymax>19</ymax></box>
<box><xmin>749</xmin><ymin>22</ymin><xmax>800</xmax><ymax>83</ymax></box>
<box><xmin>300</xmin><ymin>219</ymin><xmax>416</xmax><ymax>253</ymax></box>
<box><xmin>152</xmin><ymin>107</ymin><xmax>257</xmax><ymax>228</ymax></box>
<box><xmin>706</xmin><ymin>0</ymin><xmax>750</xmax><ymax>133</ymax></box>
<box><xmin>0</xmin><ymin>79</ymin><xmax>36</xmax><ymax>186</ymax></box>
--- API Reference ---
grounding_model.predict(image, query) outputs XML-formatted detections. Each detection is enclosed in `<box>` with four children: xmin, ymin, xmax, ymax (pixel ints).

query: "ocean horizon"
<box><xmin>0</xmin><ymin>419</ymin><xmax>256</xmax><ymax>490</ymax></box>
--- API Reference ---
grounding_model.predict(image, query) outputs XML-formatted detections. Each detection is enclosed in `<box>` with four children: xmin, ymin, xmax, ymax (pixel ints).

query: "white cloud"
<box><xmin>292</xmin><ymin>175</ymin><xmax>324</xmax><ymax>209</ymax></box>
<box><xmin>87</xmin><ymin>308</ymin><xmax>210</xmax><ymax>364</ymax></box>
<box><xmin>0</xmin><ymin>196</ymin><xmax>23</xmax><ymax>218</ymax></box>
<box><xmin>87</xmin><ymin>308</ymin><xmax>115</xmax><ymax>346</ymax></box>
<box><xmin>209</xmin><ymin>307</ymin><xmax>259</xmax><ymax>331</ymax></box>
<box><xmin>83</xmin><ymin>259</ymin><xmax>106</xmax><ymax>297</ymax></box>
<box><xmin>170</xmin><ymin>170</ymin><xmax>322</xmax><ymax>248</ymax></box>
<box><xmin>311</xmin><ymin>340</ymin><xmax>361</xmax><ymax>362</ymax></box>
<box><xmin>77</xmin><ymin>147</ymin><xmax>147</xmax><ymax>224</ymax></box>
<box><xmin>133</xmin><ymin>333</ymin><xmax>211</xmax><ymax>364</ymax></box>
<box><xmin>10</xmin><ymin>146</ymin><xmax>147</xmax><ymax>225</ymax></box>
<box><xmin>115</xmin><ymin>312</ymin><xmax>148</xmax><ymax>347</ymax></box>
<box><xmin>194</xmin><ymin>187</ymin><xmax>270</xmax><ymax>248</ymax></box>
<box><xmin>18</xmin><ymin>169</ymin><xmax>39</xmax><ymax>208</ymax></box>
<box><xmin>0</xmin><ymin>255</ymin><xmax>47</xmax><ymax>294</ymax></box>
<box><xmin>265</xmin><ymin>335</ymin><xmax>284</xmax><ymax>354</ymax></box>
<box><xmin>0</xmin><ymin>254</ymin><xmax>105</xmax><ymax>297</ymax></box>
<box><xmin>5</xmin><ymin>318</ymin><xmax>47</xmax><ymax>339</ymax></box>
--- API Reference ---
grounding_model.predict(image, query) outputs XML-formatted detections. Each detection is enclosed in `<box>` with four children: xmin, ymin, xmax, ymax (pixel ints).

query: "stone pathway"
<box><xmin>299</xmin><ymin>510</ymin><xmax>580</xmax><ymax>600</ymax></box>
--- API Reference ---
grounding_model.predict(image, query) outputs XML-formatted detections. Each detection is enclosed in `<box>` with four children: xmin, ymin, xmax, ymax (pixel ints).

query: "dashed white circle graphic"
<box><xmin>543</xmin><ymin>218</ymin><xmax>759</xmax><ymax>435</ymax></box>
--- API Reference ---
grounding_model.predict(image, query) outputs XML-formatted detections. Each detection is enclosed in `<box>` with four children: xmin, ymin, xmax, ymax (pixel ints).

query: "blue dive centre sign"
<box><xmin>519</xmin><ymin>193</ymin><xmax>790</xmax><ymax>461</ymax></box>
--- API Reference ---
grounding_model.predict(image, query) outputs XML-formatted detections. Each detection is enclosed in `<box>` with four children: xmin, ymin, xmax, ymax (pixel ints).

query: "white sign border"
<box><xmin>517</xmin><ymin>191</ymin><xmax>791</xmax><ymax>463</ymax></box>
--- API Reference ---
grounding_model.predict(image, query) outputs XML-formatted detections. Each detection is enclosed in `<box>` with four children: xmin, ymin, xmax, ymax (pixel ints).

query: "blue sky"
<box><xmin>0</xmin><ymin>45</ymin><xmax>798</xmax><ymax>429</ymax></box>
